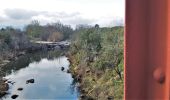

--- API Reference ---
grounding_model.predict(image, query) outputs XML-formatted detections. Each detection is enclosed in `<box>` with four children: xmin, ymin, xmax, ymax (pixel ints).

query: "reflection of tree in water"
<box><xmin>1</xmin><ymin>50</ymin><xmax>63</xmax><ymax>77</ymax></box>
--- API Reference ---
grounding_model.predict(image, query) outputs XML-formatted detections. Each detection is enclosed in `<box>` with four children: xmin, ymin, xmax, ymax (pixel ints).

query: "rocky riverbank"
<box><xmin>0</xmin><ymin>45</ymin><xmax>47</xmax><ymax>97</ymax></box>
<box><xmin>0</xmin><ymin>41</ymin><xmax>69</xmax><ymax>69</ymax></box>
<box><xmin>67</xmin><ymin>52</ymin><xmax>121</xmax><ymax>100</ymax></box>
<box><xmin>0</xmin><ymin>46</ymin><xmax>69</xmax><ymax>98</ymax></box>
<box><xmin>0</xmin><ymin>79</ymin><xmax>9</xmax><ymax>98</ymax></box>
<box><xmin>0</xmin><ymin>51</ymin><xmax>26</xmax><ymax>68</ymax></box>
<box><xmin>67</xmin><ymin>53</ymin><xmax>106</xmax><ymax>100</ymax></box>
<box><xmin>0</xmin><ymin>50</ymin><xmax>27</xmax><ymax>97</ymax></box>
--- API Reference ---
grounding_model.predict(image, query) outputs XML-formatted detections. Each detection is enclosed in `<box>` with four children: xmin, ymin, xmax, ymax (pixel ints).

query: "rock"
<box><xmin>61</xmin><ymin>67</ymin><xmax>65</xmax><ymax>71</ymax></box>
<box><xmin>80</xmin><ymin>95</ymin><xmax>94</xmax><ymax>100</ymax></box>
<box><xmin>0</xmin><ymin>91</ymin><xmax>8</xmax><ymax>98</ymax></box>
<box><xmin>0</xmin><ymin>81</ymin><xmax>9</xmax><ymax>92</ymax></box>
<box><xmin>2</xmin><ymin>78</ymin><xmax>8</xmax><ymax>83</ymax></box>
<box><xmin>67</xmin><ymin>58</ymin><xmax>72</xmax><ymax>63</ymax></box>
<box><xmin>72</xmin><ymin>74</ymin><xmax>75</xmax><ymax>79</ymax></box>
<box><xmin>67</xmin><ymin>69</ymin><xmax>71</xmax><ymax>73</ymax></box>
<box><xmin>80</xmin><ymin>94</ymin><xmax>86</xmax><ymax>99</ymax></box>
<box><xmin>0</xmin><ymin>82</ymin><xmax>8</xmax><ymax>97</ymax></box>
<box><xmin>107</xmin><ymin>96</ymin><xmax>114</xmax><ymax>100</ymax></box>
<box><xmin>7</xmin><ymin>81</ymin><xmax>12</xmax><ymax>83</ymax></box>
<box><xmin>7</xmin><ymin>81</ymin><xmax>15</xmax><ymax>85</ymax></box>
<box><xmin>17</xmin><ymin>88</ymin><xmax>23</xmax><ymax>91</ymax></box>
<box><xmin>11</xmin><ymin>94</ymin><xmax>18</xmax><ymax>99</ymax></box>
<box><xmin>11</xmin><ymin>82</ymin><xmax>15</xmax><ymax>85</ymax></box>
<box><xmin>26</xmin><ymin>79</ymin><xmax>34</xmax><ymax>84</ymax></box>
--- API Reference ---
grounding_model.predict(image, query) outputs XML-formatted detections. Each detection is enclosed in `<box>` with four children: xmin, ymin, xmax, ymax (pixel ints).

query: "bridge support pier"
<box><xmin>125</xmin><ymin>0</ymin><xmax>170</xmax><ymax>99</ymax></box>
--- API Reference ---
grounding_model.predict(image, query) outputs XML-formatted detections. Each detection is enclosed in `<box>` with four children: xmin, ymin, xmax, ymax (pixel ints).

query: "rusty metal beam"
<box><xmin>125</xmin><ymin>0</ymin><xmax>169</xmax><ymax>99</ymax></box>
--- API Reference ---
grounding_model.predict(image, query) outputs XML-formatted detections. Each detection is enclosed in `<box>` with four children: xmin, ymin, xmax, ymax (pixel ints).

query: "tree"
<box><xmin>95</xmin><ymin>24</ymin><xmax>99</xmax><ymax>29</ymax></box>
<box><xmin>25</xmin><ymin>20</ymin><xmax>43</xmax><ymax>38</ymax></box>
<box><xmin>47</xmin><ymin>32</ymin><xmax>63</xmax><ymax>42</ymax></box>
<box><xmin>25</xmin><ymin>21</ymin><xmax>73</xmax><ymax>41</ymax></box>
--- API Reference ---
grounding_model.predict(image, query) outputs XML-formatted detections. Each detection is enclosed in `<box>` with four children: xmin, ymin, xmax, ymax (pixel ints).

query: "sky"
<box><xmin>0</xmin><ymin>0</ymin><xmax>125</xmax><ymax>29</ymax></box>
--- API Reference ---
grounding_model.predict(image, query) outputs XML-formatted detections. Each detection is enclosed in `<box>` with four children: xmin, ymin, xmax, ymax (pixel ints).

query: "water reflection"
<box><xmin>1</xmin><ymin>51</ymin><xmax>63</xmax><ymax>76</ymax></box>
<box><xmin>3</xmin><ymin>56</ymin><xmax>78</xmax><ymax>99</ymax></box>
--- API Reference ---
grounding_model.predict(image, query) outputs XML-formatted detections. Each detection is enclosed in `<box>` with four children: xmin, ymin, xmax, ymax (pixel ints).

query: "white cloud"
<box><xmin>4</xmin><ymin>9</ymin><xmax>39</xmax><ymax>20</ymax></box>
<box><xmin>0</xmin><ymin>0</ymin><xmax>125</xmax><ymax>28</ymax></box>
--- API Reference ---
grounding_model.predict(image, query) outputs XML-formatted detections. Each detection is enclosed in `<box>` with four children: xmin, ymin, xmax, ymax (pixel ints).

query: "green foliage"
<box><xmin>70</xmin><ymin>26</ymin><xmax>124</xmax><ymax>99</ymax></box>
<box><xmin>80</xmin><ymin>29</ymin><xmax>101</xmax><ymax>53</ymax></box>
<box><xmin>25</xmin><ymin>21</ymin><xmax>73</xmax><ymax>41</ymax></box>
<box><xmin>25</xmin><ymin>20</ymin><xmax>43</xmax><ymax>38</ymax></box>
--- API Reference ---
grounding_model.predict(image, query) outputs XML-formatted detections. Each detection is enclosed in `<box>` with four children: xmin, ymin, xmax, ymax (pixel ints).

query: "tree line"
<box><xmin>0</xmin><ymin>21</ymin><xmax>74</xmax><ymax>62</ymax></box>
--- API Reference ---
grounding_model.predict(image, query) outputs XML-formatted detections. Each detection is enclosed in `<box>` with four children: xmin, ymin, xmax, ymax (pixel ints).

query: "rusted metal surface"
<box><xmin>125</xmin><ymin>0</ymin><xmax>169</xmax><ymax>99</ymax></box>
<box><xmin>166</xmin><ymin>0</ymin><xmax>170</xmax><ymax>99</ymax></box>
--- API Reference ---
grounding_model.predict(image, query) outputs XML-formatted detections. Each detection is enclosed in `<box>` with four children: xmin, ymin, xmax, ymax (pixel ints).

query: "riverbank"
<box><xmin>67</xmin><ymin>53</ymin><xmax>123</xmax><ymax>100</ymax></box>
<box><xmin>68</xmin><ymin>27</ymin><xmax>124</xmax><ymax>100</ymax></box>
<box><xmin>0</xmin><ymin>50</ymin><xmax>27</xmax><ymax>96</ymax></box>
<box><xmin>0</xmin><ymin>51</ymin><xmax>25</xmax><ymax>66</ymax></box>
<box><xmin>0</xmin><ymin>40</ymin><xmax>70</xmax><ymax>69</ymax></box>
<box><xmin>0</xmin><ymin>50</ymin><xmax>32</xmax><ymax>97</ymax></box>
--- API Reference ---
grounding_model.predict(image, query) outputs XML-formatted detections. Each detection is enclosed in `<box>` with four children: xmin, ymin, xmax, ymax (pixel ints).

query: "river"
<box><xmin>1</xmin><ymin>51</ymin><xmax>79</xmax><ymax>100</ymax></box>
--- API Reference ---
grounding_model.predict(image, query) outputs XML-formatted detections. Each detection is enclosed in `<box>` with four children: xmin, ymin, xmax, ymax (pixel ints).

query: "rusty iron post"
<box><xmin>125</xmin><ymin>0</ymin><xmax>169</xmax><ymax>99</ymax></box>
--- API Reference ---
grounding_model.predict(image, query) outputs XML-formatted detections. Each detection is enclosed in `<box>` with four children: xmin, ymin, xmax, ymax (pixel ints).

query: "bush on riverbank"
<box><xmin>69</xmin><ymin>26</ymin><xmax>124</xmax><ymax>100</ymax></box>
<box><xmin>0</xmin><ymin>27</ymin><xmax>30</xmax><ymax>64</ymax></box>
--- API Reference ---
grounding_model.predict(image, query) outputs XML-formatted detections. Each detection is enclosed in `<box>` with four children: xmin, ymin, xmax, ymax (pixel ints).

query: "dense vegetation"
<box><xmin>26</xmin><ymin>20</ymin><xmax>73</xmax><ymax>41</ymax></box>
<box><xmin>0</xmin><ymin>21</ymin><xmax>73</xmax><ymax>64</ymax></box>
<box><xmin>0</xmin><ymin>27</ymin><xmax>30</xmax><ymax>62</ymax></box>
<box><xmin>68</xmin><ymin>26</ymin><xmax>124</xmax><ymax>100</ymax></box>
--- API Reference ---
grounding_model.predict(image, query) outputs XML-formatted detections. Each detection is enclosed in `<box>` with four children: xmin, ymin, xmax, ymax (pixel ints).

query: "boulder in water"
<box><xmin>26</xmin><ymin>79</ymin><xmax>34</xmax><ymax>84</ymax></box>
<box><xmin>67</xmin><ymin>69</ymin><xmax>71</xmax><ymax>73</ymax></box>
<box><xmin>11</xmin><ymin>94</ymin><xmax>18</xmax><ymax>99</ymax></box>
<box><xmin>17</xmin><ymin>88</ymin><xmax>23</xmax><ymax>91</ymax></box>
<box><xmin>61</xmin><ymin>67</ymin><xmax>65</xmax><ymax>71</ymax></box>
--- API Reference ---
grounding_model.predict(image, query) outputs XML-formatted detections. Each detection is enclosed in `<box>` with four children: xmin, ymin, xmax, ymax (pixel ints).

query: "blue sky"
<box><xmin>0</xmin><ymin>0</ymin><xmax>125</xmax><ymax>28</ymax></box>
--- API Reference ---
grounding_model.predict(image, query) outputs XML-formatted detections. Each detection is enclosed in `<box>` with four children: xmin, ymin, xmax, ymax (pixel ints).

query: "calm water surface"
<box><xmin>3</xmin><ymin>55</ymin><xmax>78</xmax><ymax>100</ymax></box>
